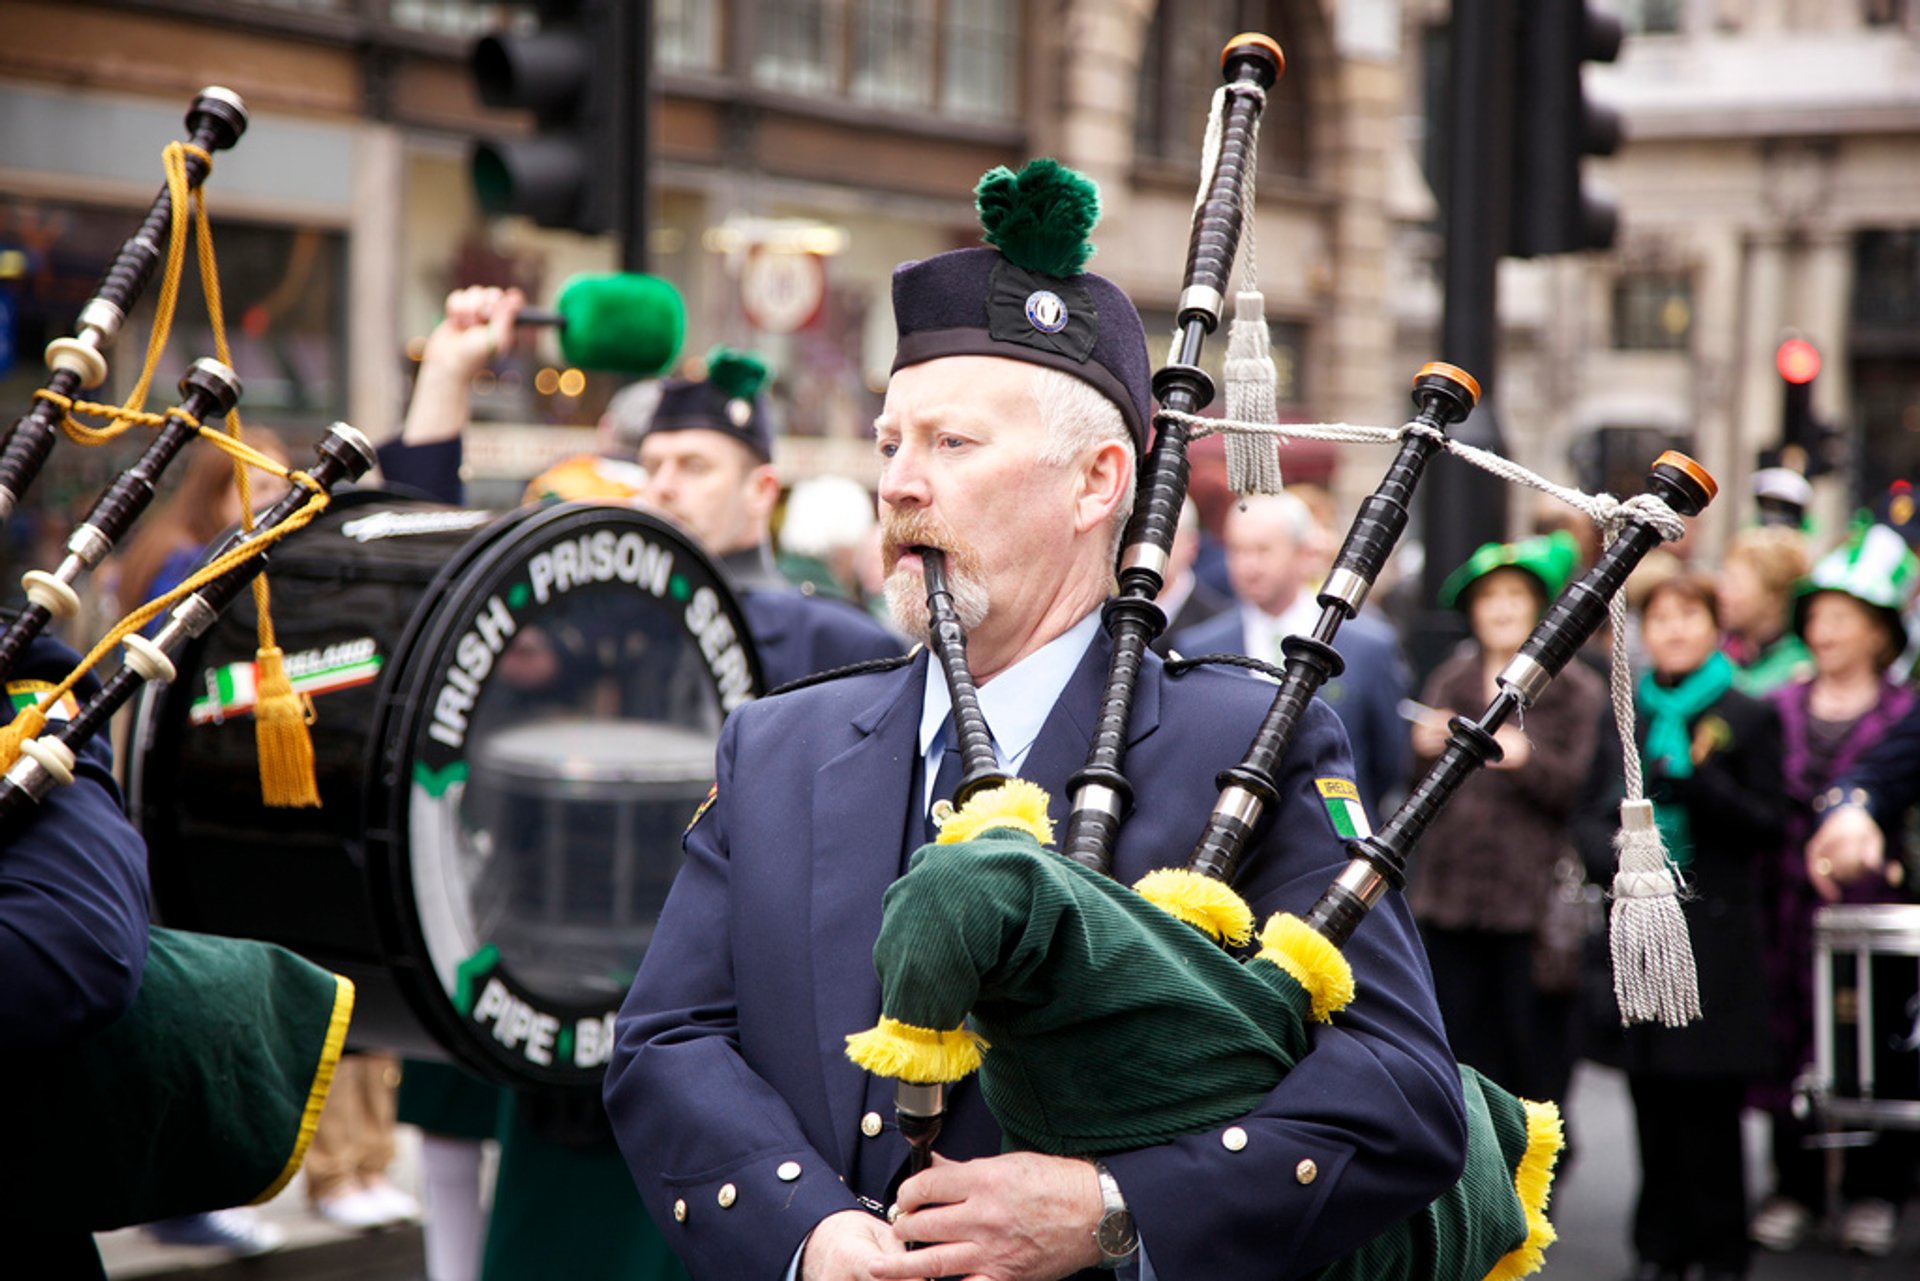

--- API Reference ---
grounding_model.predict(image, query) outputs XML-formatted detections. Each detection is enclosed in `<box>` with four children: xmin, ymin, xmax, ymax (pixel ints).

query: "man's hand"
<box><xmin>802</xmin><ymin>1208</ymin><xmax>909</xmax><ymax>1281</ymax></box>
<box><xmin>870</xmin><ymin>1151</ymin><xmax>1103</xmax><ymax>1281</ymax></box>
<box><xmin>1807</xmin><ymin>804</ymin><xmax>1885</xmax><ymax>903</ymax></box>
<box><xmin>401</xmin><ymin>285</ymin><xmax>526</xmax><ymax>445</ymax></box>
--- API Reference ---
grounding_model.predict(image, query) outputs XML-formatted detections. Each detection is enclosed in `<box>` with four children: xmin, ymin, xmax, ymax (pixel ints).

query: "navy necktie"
<box><xmin>922</xmin><ymin>736</ymin><xmax>965</xmax><ymax>847</ymax></box>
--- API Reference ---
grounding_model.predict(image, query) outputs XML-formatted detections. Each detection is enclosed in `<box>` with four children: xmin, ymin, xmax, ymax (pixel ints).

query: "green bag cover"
<box><xmin>0</xmin><ymin>925</ymin><xmax>353</xmax><ymax>1231</ymax></box>
<box><xmin>865</xmin><ymin>827</ymin><xmax>1559</xmax><ymax>1280</ymax></box>
<box><xmin>871</xmin><ymin>829</ymin><xmax>1313</xmax><ymax>1154</ymax></box>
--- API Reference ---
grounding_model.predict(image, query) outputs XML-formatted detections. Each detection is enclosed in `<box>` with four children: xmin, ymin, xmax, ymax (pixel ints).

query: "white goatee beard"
<box><xmin>885</xmin><ymin>564</ymin><xmax>990</xmax><ymax>641</ymax></box>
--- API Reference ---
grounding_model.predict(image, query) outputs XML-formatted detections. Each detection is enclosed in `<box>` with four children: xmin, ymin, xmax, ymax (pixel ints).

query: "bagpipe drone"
<box><xmin>846</xmin><ymin>35</ymin><xmax>1716</xmax><ymax>1281</ymax></box>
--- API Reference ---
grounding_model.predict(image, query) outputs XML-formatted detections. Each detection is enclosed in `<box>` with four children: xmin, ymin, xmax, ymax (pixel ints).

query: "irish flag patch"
<box><xmin>6</xmin><ymin>680</ymin><xmax>79</xmax><ymax>722</ymax></box>
<box><xmin>1316</xmin><ymin>777</ymin><xmax>1371</xmax><ymax>839</ymax></box>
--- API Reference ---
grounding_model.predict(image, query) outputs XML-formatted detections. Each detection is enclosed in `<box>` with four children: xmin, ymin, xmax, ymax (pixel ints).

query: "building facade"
<box><xmin>1392</xmin><ymin>0</ymin><xmax>1920</xmax><ymax>552</ymax></box>
<box><xmin>0</xmin><ymin>0</ymin><xmax>1412</xmax><ymax>508</ymax></box>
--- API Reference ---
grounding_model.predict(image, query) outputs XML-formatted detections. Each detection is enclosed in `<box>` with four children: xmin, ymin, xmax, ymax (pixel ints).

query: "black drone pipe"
<box><xmin>0</xmin><ymin>88</ymin><xmax>248</xmax><ymax>519</ymax></box>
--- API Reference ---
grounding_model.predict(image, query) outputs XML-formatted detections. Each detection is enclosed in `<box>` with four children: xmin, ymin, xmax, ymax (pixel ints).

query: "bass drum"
<box><xmin>131</xmin><ymin>491</ymin><xmax>763</xmax><ymax>1090</ymax></box>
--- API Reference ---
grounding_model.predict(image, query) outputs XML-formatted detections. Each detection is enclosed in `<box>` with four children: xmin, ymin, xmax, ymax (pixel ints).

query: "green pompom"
<box><xmin>975</xmin><ymin>158</ymin><xmax>1100</xmax><ymax>277</ymax></box>
<box><xmin>705</xmin><ymin>346</ymin><xmax>770</xmax><ymax>400</ymax></box>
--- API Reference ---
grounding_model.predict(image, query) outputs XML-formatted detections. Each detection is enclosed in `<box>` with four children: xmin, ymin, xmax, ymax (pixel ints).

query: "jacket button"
<box><xmin>1221</xmin><ymin>1126</ymin><xmax>1248</xmax><ymax>1152</ymax></box>
<box><xmin>717</xmin><ymin>1183</ymin><xmax>737</xmax><ymax>1208</ymax></box>
<box><xmin>1296</xmin><ymin>1159</ymin><xmax>1318</xmax><ymax>1185</ymax></box>
<box><xmin>861</xmin><ymin>1111</ymin><xmax>884</xmax><ymax>1138</ymax></box>
<box><xmin>777</xmin><ymin>1161</ymin><xmax>802</xmax><ymax>1182</ymax></box>
<box><xmin>672</xmin><ymin>1199</ymin><xmax>687</xmax><ymax>1223</ymax></box>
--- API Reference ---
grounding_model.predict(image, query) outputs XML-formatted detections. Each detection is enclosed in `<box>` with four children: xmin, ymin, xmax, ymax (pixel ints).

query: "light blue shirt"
<box><xmin>916</xmin><ymin>608</ymin><xmax>1103</xmax><ymax>811</ymax></box>
<box><xmin>784</xmin><ymin>608</ymin><xmax>1152</xmax><ymax>1279</ymax></box>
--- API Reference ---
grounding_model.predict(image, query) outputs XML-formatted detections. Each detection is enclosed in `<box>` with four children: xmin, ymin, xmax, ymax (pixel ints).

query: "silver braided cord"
<box><xmin>1161</xmin><ymin>403</ymin><xmax>1703</xmax><ymax>1026</ymax></box>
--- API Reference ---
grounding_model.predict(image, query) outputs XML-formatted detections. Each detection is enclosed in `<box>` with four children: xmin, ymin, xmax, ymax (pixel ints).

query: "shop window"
<box><xmin>751</xmin><ymin>0</ymin><xmax>1018</xmax><ymax>121</ymax></box>
<box><xmin>0</xmin><ymin>196</ymin><xmax>348</xmax><ymax>435</ymax></box>
<box><xmin>657</xmin><ymin>0</ymin><xmax>721</xmax><ymax>72</ymax></box>
<box><xmin>1135</xmin><ymin>0</ymin><xmax>1311</xmax><ymax>181</ymax></box>
<box><xmin>1611</xmin><ymin>273</ymin><xmax>1694</xmax><ymax>351</ymax></box>
<box><xmin>941</xmin><ymin>0</ymin><xmax>1019</xmax><ymax>120</ymax></box>
<box><xmin>754</xmin><ymin>0</ymin><xmax>842</xmax><ymax>95</ymax></box>
<box><xmin>851</xmin><ymin>0</ymin><xmax>934</xmax><ymax>110</ymax></box>
<box><xmin>1855</xmin><ymin>229</ymin><xmax>1920</xmax><ymax>330</ymax></box>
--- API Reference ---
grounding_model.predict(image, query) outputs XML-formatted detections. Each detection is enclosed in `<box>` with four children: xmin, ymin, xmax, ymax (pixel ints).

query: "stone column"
<box><xmin>349</xmin><ymin>122</ymin><xmax>404</xmax><ymax>444</ymax></box>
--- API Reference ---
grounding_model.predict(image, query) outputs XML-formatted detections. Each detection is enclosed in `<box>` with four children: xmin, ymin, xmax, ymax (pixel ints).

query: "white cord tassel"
<box><xmin>1603</xmin><ymin>571</ymin><xmax>1701</xmax><ymax>1027</ymax></box>
<box><xmin>1610</xmin><ymin>798</ymin><xmax>1701</xmax><ymax>1026</ymax></box>
<box><xmin>1222</xmin><ymin>292</ymin><xmax>1283</xmax><ymax>498</ymax></box>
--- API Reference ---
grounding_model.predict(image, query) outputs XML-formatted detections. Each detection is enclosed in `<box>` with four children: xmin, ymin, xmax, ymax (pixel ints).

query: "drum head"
<box><xmin>136</xmin><ymin>496</ymin><xmax>762</xmax><ymax>1090</ymax></box>
<box><xmin>375</xmin><ymin>501</ymin><xmax>761</xmax><ymax>1088</ymax></box>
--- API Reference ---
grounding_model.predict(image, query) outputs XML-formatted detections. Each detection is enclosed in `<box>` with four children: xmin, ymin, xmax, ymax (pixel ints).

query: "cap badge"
<box><xmin>1025</xmin><ymin>289</ymin><xmax>1069</xmax><ymax>334</ymax></box>
<box><xmin>727</xmin><ymin>398</ymin><xmax>753</xmax><ymax>427</ymax></box>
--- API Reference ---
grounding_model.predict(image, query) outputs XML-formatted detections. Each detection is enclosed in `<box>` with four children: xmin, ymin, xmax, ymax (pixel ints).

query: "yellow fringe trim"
<box><xmin>254</xmin><ymin>646</ymin><xmax>321</xmax><ymax>808</ymax></box>
<box><xmin>935</xmin><ymin>777</ymin><xmax>1055</xmax><ymax>846</ymax></box>
<box><xmin>844</xmin><ymin>1016</ymin><xmax>987</xmax><ymax>1083</ymax></box>
<box><xmin>1252</xmin><ymin>913</ymin><xmax>1355</xmax><ymax>1022</ymax></box>
<box><xmin>1483</xmin><ymin>1099</ymin><xmax>1564</xmax><ymax>1281</ymax></box>
<box><xmin>1132</xmin><ymin>867</ymin><xmax>1255</xmax><ymax>946</ymax></box>
<box><xmin>251</xmin><ymin>973</ymin><xmax>356</xmax><ymax>1205</ymax></box>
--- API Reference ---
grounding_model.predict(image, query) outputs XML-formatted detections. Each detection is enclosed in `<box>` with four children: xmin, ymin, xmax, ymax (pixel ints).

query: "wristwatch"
<box><xmin>1090</xmin><ymin>1159</ymin><xmax>1138</xmax><ymax>1269</ymax></box>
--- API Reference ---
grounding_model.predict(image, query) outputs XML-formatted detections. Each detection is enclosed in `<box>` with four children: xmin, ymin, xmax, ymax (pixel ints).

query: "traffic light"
<box><xmin>469</xmin><ymin>0</ymin><xmax>646</xmax><ymax>250</ymax></box>
<box><xmin>1509</xmin><ymin>0</ymin><xmax>1623</xmax><ymax>257</ymax></box>
<box><xmin>1773</xmin><ymin>335</ymin><xmax>1846</xmax><ymax>479</ymax></box>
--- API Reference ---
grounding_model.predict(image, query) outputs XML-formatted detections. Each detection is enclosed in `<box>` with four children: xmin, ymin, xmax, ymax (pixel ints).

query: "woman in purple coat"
<box><xmin>1750</xmin><ymin>523</ymin><xmax>1920</xmax><ymax>1259</ymax></box>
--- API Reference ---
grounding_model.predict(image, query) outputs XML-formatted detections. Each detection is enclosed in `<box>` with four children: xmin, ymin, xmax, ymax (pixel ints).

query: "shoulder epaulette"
<box><xmin>765</xmin><ymin>647</ymin><xmax>919</xmax><ymax>698</ymax></box>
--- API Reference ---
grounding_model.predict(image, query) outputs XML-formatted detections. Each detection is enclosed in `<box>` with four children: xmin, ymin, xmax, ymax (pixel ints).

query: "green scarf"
<box><xmin>1635</xmin><ymin>650</ymin><xmax>1734</xmax><ymax>868</ymax></box>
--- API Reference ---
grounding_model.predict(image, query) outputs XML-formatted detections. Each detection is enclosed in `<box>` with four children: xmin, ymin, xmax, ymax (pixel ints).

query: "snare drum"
<box><xmin>1814</xmin><ymin>903</ymin><xmax>1920</xmax><ymax>1129</ymax></box>
<box><xmin>131</xmin><ymin>492</ymin><xmax>763</xmax><ymax>1090</ymax></box>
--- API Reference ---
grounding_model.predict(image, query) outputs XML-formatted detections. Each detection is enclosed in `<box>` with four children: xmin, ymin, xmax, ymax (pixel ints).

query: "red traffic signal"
<box><xmin>1776</xmin><ymin>337</ymin><xmax>1821</xmax><ymax>385</ymax></box>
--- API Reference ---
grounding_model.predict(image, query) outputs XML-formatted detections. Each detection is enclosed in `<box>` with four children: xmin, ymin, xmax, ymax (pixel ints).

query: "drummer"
<box><xmin>604</xmin><ymin>160</ymin><xmax>1464</xmax><ymax>1280</ymax></box>
<box><xmin>384</xmin><ymin>287</ymin><xmax>904</xmax><ymax>690</ymax></box>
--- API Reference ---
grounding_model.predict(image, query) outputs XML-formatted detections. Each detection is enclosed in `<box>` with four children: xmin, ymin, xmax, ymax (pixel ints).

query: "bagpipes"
<box><xmin>845</xmin><ymin>33</ymin><xmax>1719</xmax><ymax>1281</ymax></box>
<box><xmin>0</xmin><ymin>88</ymin><xmax>373</xmax><ymax>1229</ymax></box>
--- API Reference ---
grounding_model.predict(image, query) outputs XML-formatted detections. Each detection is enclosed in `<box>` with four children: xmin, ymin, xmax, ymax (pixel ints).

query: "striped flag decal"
<box><xmin>1316</xmin><ymin>777</ymin><xmax>1372</xmax><ymax>839</ymax></box>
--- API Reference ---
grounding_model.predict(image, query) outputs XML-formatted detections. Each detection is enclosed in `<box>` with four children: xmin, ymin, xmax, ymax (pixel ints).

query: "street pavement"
<box><xmin>95</xmin><ymin>1061</ymin><xmax>1920</xmax><ymax>1279</ymax></box>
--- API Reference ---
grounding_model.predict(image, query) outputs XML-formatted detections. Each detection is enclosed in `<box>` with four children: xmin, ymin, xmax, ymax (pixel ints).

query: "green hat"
<box><xmin>1794</xmin><ymin>521</ymin><xmax>1918</xmax><ymax>649</ymax></box>
<box><xmin>1439</xmin><ymin>531</ymin><xmax>1580</xmax><ymax>611</ymax></box>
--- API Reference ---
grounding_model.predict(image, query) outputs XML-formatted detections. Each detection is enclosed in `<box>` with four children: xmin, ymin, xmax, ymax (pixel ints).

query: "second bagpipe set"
<box><xmin>0</xmin><ymin>88</ymin><xmax>375</xmax><ymax>1229</ymax></box>
<box><xmin>845</xmin><ymin>33</ymin><xmax>1717</xmax><ymax>1281</ymax></box>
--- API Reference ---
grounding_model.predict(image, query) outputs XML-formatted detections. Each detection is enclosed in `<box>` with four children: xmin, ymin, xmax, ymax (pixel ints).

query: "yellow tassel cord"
<box><xmin>844</xmin><ymin>1016</ymin><xmax>988</xmax><ymax>1083</ymax></box>
<box><xmin>935</xmin><ymin>777</ymin><xmax>1057</xmax><ymax>847</ymax></box>
<box><xmin>1482</xmin><ymin>1099</ymin><xmax>1565</xmax><ymax>1281</ymax></box>
<box><xmin>0</xmin><ymin>485</ymin><xmax>330</xmax><ymax>775</ymax></box>
<box><xmin>252</xmin><ymin>642</ymin><xmax>320</xmax><ymax>807</ymax></box>
<box><xmin>26</xmin><ymin>142</ymin><xmax>324</xmax><ymax>804</ymax></box>
<box><xmin>0</xmin><ymin>705</ymin><xmax>48</xmax><ymax>775</ymax></box>
<box><xmin>250</xmin><ymin>973</ymin><xmax>357</xmax><ymax>1205</ymax></box>
<box><xmin>1132</xmin><ymin>867</ymin><xmax>1256</xmax><ymax>946</ymax></box>
<box><xmin>1251</xmin><ymin>913</ymin><xmax>1355</xmax><ymax>1022</ymax></box>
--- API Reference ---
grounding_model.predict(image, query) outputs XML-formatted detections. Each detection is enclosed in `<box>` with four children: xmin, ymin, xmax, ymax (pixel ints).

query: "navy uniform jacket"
<box><xmin>1171</xmin><ymin>607</ymin><xmax>1412</xmax><ymax>819</ymax></box>
<box><xmin>0</xmin><ymin>635</ymin><xmax>149</xmax><ymax>1050</ymax></box>
<box><xmin>604</xmin><ymin>624</ymin><xmax>1466</xmax><ymax>1280</ymax></box>
<box><xmin>374</xmin><ymin>437</ymin><xmax>904</xmax><ymax>692</ymax></box>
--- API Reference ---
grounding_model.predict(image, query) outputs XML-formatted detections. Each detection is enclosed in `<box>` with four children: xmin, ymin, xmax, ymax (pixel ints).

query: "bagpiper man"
<box><xmin>604</xmin><ymin>158</ymin><xmax>1464</xmax><ymax>1281</ymax></box>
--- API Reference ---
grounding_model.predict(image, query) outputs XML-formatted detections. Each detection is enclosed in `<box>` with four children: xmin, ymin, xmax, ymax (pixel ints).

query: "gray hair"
<box><xmin>1028</xmin><ymin>367</ymin><xmax>1137</xmax><ymax>557</ymax></box>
